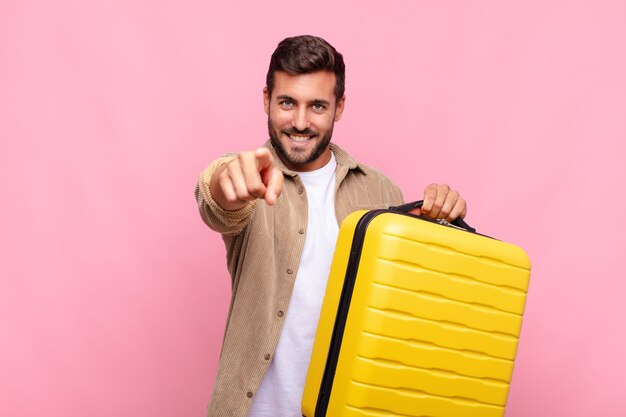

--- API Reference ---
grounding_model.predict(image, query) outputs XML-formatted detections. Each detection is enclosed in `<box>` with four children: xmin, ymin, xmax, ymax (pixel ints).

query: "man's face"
<box><xmin>264</xmin><ymin>71</ymin><xmax>345</xmax><ymax>172</ymax></box>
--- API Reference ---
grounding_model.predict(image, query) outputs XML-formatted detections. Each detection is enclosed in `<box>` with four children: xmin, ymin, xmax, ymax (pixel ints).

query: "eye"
<box><xmin>279</xmin><ymin>99</ymin><xmax>294</xmax><ymax>108</ymax></box>
<box><xmin>312</xmin><ymin>103</ymin><xmax>326</xmax><ymax>111</ymax></box>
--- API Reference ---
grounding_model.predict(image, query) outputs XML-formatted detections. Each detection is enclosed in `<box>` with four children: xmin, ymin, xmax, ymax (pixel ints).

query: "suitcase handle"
<box><xmin>389</xmin><ymin>200</ymin><xmax>476</xmax><ymax>233</ymax></box>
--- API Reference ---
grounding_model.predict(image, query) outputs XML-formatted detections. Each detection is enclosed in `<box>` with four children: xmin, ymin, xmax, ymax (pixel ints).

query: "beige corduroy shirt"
<box><xmin>195</xmin><ymin>141</ymin><xmax>404</xmax><ymax>417</ymax></box>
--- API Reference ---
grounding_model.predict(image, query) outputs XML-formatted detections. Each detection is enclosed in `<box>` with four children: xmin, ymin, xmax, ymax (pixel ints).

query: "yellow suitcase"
<box><xmin>302</xmin><ymin>201</ymin><xmax>531</xmax><ymax>417</ymax></box>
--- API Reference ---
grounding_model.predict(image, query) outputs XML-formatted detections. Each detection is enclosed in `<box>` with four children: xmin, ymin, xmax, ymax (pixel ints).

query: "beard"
<box><xmin>268</xmin><ymin>117</ymin><xmax>333</xmax><ymax>168</ymax></box>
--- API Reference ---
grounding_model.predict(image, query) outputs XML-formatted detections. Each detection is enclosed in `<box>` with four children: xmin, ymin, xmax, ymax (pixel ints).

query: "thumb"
<box><xmin>408</xmin><ymin>207</ymin><xmax>423</xmax><ymax>216</ymax></box>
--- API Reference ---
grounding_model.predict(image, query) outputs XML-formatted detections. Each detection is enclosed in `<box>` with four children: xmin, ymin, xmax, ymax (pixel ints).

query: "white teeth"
<box><xmin>289</xmin><ymin>135</ymin><xmax>311</xmax><ymax>142</ymax></box>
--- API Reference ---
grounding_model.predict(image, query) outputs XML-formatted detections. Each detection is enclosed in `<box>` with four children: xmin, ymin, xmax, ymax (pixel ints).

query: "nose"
<box><xmin>291</xmin><ymin>107</ymin><xmax>309</xmax><ymax>131</ymax></box>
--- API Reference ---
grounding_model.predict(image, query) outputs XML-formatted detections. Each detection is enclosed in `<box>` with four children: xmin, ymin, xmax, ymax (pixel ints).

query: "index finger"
<box><xmin>421</xmin><ymin>183</ymin><xmax>438</xmax><ymax>214</ymax></box>
<box><xmin>255</xmin><ymin>148</ymin><xmax>274</xmax><ymax>171</ymax></box>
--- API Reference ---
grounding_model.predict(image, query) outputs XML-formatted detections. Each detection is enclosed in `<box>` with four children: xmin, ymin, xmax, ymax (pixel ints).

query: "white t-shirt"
<box><xmin>248</xmin><ymin>152</ymin><xmax>339</xmax><ymax>417</ymax></box>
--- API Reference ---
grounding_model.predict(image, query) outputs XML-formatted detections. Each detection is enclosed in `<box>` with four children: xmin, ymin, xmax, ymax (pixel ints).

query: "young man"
<box><xmin>195</xmin><ymin>35</ymin><xmax>467</xmax><ymax>417</ymax></box>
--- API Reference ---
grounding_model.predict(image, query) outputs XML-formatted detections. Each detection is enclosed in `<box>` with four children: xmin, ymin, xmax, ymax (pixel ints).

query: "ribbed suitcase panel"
<box><xmin>377</xmin><ymin>234</ymin><xmax>529</xmax><ymax>294</ymax></box>
<box><xmin>351</xmin><ymin>356</ymin><xmax>509</xmax><ymax>403</ymax></box>
<box><xmin>367</xmin><ymin>282</ymin><xmax>523</xmax><ymax>335</ymax></box>
<box><xmin>357</xmin><ymin>331</ymin><xmax>514</xmax><ymax>381</ymax></box>
<box><xmin>343</xmin><ymin>380</ymin><xmax>504</xmax><ymax>417</ymax></box>
<box><xmin>373</xmin><ymin>258</ymin><xmax>526</xmax><ymax>314</ymax></box>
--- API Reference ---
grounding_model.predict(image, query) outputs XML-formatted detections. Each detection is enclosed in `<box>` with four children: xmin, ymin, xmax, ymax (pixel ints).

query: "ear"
<box><xmin>334</xmin><ymin>95</ymin><xmax>346</xmax><ymax>122</ymax></box>
<box><xmin>263</xmin><ymin>87</ymin><xmax>270</xmax><ymax>115</ymax></box>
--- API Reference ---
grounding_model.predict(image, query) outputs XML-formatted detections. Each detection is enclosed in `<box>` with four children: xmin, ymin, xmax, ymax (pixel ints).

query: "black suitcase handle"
<box><xmin>389</xmin><ymin>200</ymin><xmax>476</xmax><ymax>233</ymax></box>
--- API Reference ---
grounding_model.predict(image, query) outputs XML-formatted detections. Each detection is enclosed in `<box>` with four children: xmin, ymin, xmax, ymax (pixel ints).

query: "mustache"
<box><xmin>283</xmin><ymin>128</ymin><xmax>317</xmax><ymax>136</ymax></box>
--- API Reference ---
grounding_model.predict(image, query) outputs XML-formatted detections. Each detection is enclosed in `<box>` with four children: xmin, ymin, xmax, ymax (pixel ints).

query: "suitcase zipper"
<box><xmin>436</xmin><ymin>218</ymin><xmax>468</xmax><ymax>231</ymax></box>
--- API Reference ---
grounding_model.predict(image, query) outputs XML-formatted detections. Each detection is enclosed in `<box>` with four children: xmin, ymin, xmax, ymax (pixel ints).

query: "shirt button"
<box><xmin>277</xmin><ymin>310</ymin><xmax>284</xmax><ymax>317</ymax></box>
<box><xmin>298</xmin><ymin>228</ymin><xmax>305</xmax><ymax>234</ymax></box>
<box><xmin>264</xmin><ymin>354</ymin><xmax>271</xmax><ymax>360</ymax></box>
<box><xmin>246</xmin><ymin>391</ymin><xmax>253</xmax><ymax>398</ymax></box>
<box><xmin>298</xmin><ymin>186</ymin><xmax>304</xmax><ymax>195</ymax></box>
<box><xmin>287</xmin><ymin>268</ymin><xmax>293</xmax><ymax>274</ymax></box>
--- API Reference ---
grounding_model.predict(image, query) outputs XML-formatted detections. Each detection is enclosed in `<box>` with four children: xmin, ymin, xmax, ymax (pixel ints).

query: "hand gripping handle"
<box><xmin>389</xmin><ymin>200</ymin><xmax>476</xmax><ymax>233</ymax></box>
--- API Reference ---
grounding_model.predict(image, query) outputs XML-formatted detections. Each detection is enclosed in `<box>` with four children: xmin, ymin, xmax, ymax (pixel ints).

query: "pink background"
<box><xmin>1</xmin><ymin>1</ymin><xmax>625</xmax><ymax>416</ymax></box>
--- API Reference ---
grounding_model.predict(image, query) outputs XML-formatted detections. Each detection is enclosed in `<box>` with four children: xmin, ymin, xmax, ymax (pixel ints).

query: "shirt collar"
<box><xmin>263</xmin><ymin>140</ymin><xmax>367</xmax><ymax>177</ymax></box>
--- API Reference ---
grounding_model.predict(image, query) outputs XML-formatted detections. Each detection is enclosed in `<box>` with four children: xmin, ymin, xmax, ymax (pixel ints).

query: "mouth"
<box><xmin>285</xmin><ymin>132</ymin><xmax>317</xmax><ymax>143</ymax></box>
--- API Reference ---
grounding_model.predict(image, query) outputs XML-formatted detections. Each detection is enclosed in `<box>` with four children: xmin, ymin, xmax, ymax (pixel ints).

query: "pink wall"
<box><xmin>1</xmin><ymin>1</ymin><xmax>625</xmax><ymax>416</ymax></box>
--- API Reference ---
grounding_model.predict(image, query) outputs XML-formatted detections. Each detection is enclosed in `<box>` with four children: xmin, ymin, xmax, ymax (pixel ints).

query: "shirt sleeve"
<box><xmin>194</xmin><ymin>155</ymin><xmax>257</xmax><ymax>236</ymax></box>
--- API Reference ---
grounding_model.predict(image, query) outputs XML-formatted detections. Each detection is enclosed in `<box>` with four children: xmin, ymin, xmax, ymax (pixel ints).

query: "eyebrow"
<box><xmin>311</xmin><ymin>99</ymin><xmax>331</xmax><ymax>106</ymax></box>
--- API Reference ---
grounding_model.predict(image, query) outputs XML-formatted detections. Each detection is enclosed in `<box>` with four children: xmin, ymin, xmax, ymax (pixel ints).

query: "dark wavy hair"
<box><xmin>266</xmin><ymin>35</ymin><xmax>345</xmax><ymax>103</ymax></box>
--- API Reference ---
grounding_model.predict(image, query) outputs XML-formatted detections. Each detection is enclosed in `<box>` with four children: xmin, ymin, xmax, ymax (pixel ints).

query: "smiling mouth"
<box><xmin>285</xmin><ymin>132</ymin><xmax>316</xmax><ymax>143</ymax></box>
